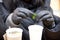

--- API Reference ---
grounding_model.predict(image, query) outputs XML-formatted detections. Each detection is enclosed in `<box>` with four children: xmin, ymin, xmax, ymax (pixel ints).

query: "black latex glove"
<box><xmin>36</xmin><ymin>10</ymin><xmax>55</xmax><ymax>29</ymax></box>
<box><xmin>12</xmin><ymin>8</ymin><xmax>34</xmax><ymax>29</ymax></box>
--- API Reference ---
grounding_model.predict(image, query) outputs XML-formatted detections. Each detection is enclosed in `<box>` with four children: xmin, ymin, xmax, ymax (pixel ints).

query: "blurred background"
<box><xmin>50</xmin><ymin>0</ymin><xmax>60</xmax><ymax>17</ymax></box>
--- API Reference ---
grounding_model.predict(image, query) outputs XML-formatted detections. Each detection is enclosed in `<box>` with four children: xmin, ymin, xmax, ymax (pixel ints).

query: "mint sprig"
<box><xmin>32</xmin><ymin>13</ymin><xmax>37</xmax><ymax>20</ymax></box>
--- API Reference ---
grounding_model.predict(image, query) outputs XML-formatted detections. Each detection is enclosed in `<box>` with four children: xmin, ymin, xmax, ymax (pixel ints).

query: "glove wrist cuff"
<box><xmin>6</xmin><ymin>13</ymin><xmax>19</xmax><ymax>27</ymax></box>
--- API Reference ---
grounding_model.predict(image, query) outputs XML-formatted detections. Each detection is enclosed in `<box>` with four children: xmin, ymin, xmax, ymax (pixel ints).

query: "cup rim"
<box><xmin>6</xmin><ymin>28</ymin><xmax>23</xmax><ymax>34</ymax></box>
<box><xmin>28</xmin><ymin>25</ymin><xmax>43</xmax><ymax>30</ymax></box>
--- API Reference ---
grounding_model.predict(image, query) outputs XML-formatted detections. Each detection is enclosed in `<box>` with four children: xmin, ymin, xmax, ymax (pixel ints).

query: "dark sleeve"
<box><xmin>0</xmin><ymin>15</ymin><xmax>8</xmax><ymax>40</ymax></box>
<box><xmin>44</xmin><ymin>16</ymin><xmax>60</xmax><ymax>40</ymax></box>
<box><xmin>43</xmin><ymin>0</ymin><xmax>52</xmax><ymax>13</ymax></box>
<box><xmin>0</xmin><ymin>3</ymin><xmax>9</xmax><ymax>22</ymax></box>
<box><xmin>44</xmin><ymin>24</ymin><xmax>60</xmax><ymax>40</ymax></box>
<box><xmin>53</xmin><ymin>15</ymin><xmax>60</xmax><ymax>25</ymax></box>
<box><xmin>43</xmin><ymin>0</ymin><xmax>50</xmax><ymax>7</ymax></box>
<box><xmin>43</xmin><ymin>0</ymin><xmax>53</xmax><ymax>13</ymax></box>
<box><xmin>36</xmin><ymin>0</ymin><xmax>53</xmax><ymax>13</ymax></box>
<box><xmin>3</xmin><ymin>0</ymin><xmax>17</xmax><ymax>12</ymax></box>
<box><xmin>42</xmin><ymin>0</ymin><xmax>53</xmax><ymax>14</ymax></box>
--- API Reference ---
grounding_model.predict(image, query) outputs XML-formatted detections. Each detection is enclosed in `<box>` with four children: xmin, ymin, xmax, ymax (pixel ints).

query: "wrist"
<box><xmin>12</xmin><ymin>15</ymin><xmax>20</xmax><ymax>25</ymax></box>
<box><xmin>6</xmin><ymin>13</ymin><xmax>19</xmax><ymax>27</ymax></box>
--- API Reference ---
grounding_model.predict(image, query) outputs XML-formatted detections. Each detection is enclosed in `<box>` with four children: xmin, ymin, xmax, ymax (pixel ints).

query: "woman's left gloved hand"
<box><xmin>36</xmin><ymin>10</ymin><xmax>55</xmax><ymax>29</ymax></box>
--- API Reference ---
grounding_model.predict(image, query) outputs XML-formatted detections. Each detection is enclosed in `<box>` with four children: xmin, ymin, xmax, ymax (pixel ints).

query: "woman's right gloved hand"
<box><xmin>36</xmin><ymin>10</ymin><xmax>55</xmax><ymax>29</ymax></box>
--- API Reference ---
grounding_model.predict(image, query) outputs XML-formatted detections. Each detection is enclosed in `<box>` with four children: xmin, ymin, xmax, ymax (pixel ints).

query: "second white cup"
<box><xmin>28</xmin><ymin>25</ymin><xmax>43</xmax><ymax>40</ymax></box>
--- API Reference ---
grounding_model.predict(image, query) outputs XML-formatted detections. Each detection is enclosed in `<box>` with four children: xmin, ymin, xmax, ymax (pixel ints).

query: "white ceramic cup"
<box><xmin>6</xmin><ymin>28</ymin><xmax>23</xmax><ymax>40</ymax></box>
<box><xmin>28</xmin><ymin>25</ymin><xmax>43</xmax><ymax>40</ymax></box>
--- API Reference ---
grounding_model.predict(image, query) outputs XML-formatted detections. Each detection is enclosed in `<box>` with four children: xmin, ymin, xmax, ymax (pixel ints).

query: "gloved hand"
<box><xmin>12</xmin><ymin>8</ymin><xmax>34</xmax><ymax>29</ymax></box>
<box><xmin>36</xmin><ymin>10</ymin><xmax>55</xmax><ymax>29</ymax></box>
